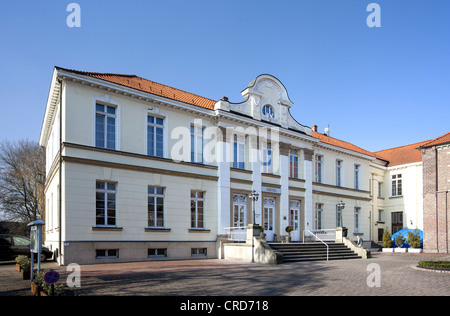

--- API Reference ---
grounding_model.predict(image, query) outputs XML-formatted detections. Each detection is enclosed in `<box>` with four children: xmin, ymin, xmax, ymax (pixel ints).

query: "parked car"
<box><xmin>0</xmin><ymin>234</ymin><xmax>52</xmax><ymax>262</ymax></box>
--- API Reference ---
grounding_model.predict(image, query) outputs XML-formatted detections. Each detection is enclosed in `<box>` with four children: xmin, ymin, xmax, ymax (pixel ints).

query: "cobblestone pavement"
<box><xmin>1</xmin><ymin>252</ymin><xmax>449</xmax><ymax>297</ymax></box>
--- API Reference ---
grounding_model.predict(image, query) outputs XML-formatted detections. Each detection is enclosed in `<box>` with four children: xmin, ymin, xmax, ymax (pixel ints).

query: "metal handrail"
<box><xmin>303</xmin><ymin>230</ymin><xmax>329</xmax><ymax>261</ymax></box>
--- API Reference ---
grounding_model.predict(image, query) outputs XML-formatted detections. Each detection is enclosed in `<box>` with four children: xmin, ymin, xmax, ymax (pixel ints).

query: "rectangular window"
<box><xmin>354</xmin><ymin>207</ymin><xmax>361</xmax><ymax>233</ymax></box>
<box><xmin>391</xmin><ymin>174</ymin><xmax>402</xmax><ymax>196</ymax></box>
<box><xmin>148</xmin><ymin>248</ymin><xmax>167</xmax><ymax>257</ymax></box>
<box><xmin>336</xmin><ymin>204</ymin><xmax>343</xmax><ymax>227</ymax></box>
<box><xmin>392</xmin><ymin>211</ymin><xmax>403</xmax><ymax>233</ymax></box>
<box><xmin>262</xmin><ymin>142</ymin><xmax>272</xmax><ymax>173</ymax></box>
<box><xmin>147</xmin><ymin>116</ymin><xmax>164</xmax><ymax>157</ymax></box>
<box><xmin>148</xmin><ymin>187</ymin><xmax>164</xmax><ymax>228</ymax></box>
<box><xmin>191</xmin><ymin>248</ymin><xmax>207</xmax><ymax>256</ymax></box>
<box><xmin>191</xmin><ymin>125</ymin><xmax>203</xmax><ymax>163</ymax></box>
<box><xmin>289</xmin><ymin>149</ymin><xmax>299</xmax><ymax>178</ymax></box>
<box><xmin>233</xmin><ymin>134</ymin><xmax>245</xmax><ymax>169</ymax></box>
<box><xmin>96</xmin><ymin>249</ymin><xmax>118</xmax><ymax>259</ymax></box>
<box><xmin>95</xmin><ymin>103</ymin><xmax>116</xmax><ymax>149</ymax></box>
<box><xmin>315</xmin><ymin>155</ymin><xmax>323</xmax><ymax>183</ymax></box>
<box><xmin>191</xmin><ymin>191</ymin><xmax>204</xmax><ymax>229</ymax></box>
<box><xmin>336</xmin><ymin>160</ymin><xmax>342</xmax><ymax>186</ymax></box>
<box><xmin>315</xmin><ymin>203</ymin><xmax>323</xmax><ymax>230</ymax></box>
<box><xmin>354</xmin><ymin>164</ymin><xmax>360</xmax><ymax>190</ymax></box>
<box><xmin>378</xmin><ymin>182</ymin><xmax>383</xmax><ymax>198</ymax></box>
<box><xmin>96</xmin><ymin>181</ymin><xmax>116</xmax><ymax>226</ymax></box>
<box><xmin>378</xmin><ymin>209</ymin><xmax>383</xmax><ymax>222</ymax></box>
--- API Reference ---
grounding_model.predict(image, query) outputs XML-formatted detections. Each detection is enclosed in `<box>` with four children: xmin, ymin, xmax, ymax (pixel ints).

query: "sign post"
<box><xmin>27</xmin><ymin>220</ymin><xmax>45</xmax><ymax>283</ymax></box>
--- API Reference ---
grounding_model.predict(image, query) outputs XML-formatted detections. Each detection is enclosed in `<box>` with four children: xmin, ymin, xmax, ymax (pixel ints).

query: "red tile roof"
<box><xmin>374</xmin><ymin>140</ymin><xmax>431</xmax><ymax>167</ymax></box>
<box><xmin>312</xmin><ymin>131</ymin><xmax>378</xmax><ymax>159</ymax></box>
<box><xmin>58</xmin><ymin>67</ymin><xmax>216</xmax><ymax>110</ymax></box>
<box><xmin>418</xmin><ymin>132</ymin><xmax>450</xmax><ymax>148</ymax></box>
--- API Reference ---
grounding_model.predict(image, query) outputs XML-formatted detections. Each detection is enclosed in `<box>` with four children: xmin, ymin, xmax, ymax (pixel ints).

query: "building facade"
<box><xmin>419</xmin><ymin>133</ymin><xmax>450</xmax><ymax>253</ymax></box>
<box><xmin>39</xmin><ymin>67</ymin><xmax>447</xmax><ymax>265</ymax></box>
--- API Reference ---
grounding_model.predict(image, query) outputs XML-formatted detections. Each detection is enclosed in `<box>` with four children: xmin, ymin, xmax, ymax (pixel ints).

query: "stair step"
<box><xmin>267</xmin><ymin>242</ymin><xmax>362</xmax><ymax>263</ymax></box>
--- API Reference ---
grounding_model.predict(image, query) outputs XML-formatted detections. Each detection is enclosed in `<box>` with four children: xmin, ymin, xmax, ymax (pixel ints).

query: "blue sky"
<box><xmin>0</xmin><ymin>0</ymin><xmax>448</xmax><ymax>152</ymax></box>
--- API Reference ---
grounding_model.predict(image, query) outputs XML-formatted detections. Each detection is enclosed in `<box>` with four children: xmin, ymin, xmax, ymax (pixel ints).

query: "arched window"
<box><xmin>262</xmin><ymin>104</ymin><xmax>274</xmax><ymax>119</ymax></box>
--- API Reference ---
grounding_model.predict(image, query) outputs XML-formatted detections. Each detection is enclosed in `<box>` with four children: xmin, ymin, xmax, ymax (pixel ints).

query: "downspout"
<box><xmin>58</xmin><ymin>78</ymin><xmax>63</xmax><ymax>265</ymax></box>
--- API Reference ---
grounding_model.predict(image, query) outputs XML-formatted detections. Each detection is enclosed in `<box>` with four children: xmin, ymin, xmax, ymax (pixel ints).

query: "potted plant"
<box><xmin>41</xmin><ymin>282</ymin><xmax>66</xmax><ymax>296</ymax></box>
<box><xmin>31</xmin><ymin>271</ymin><xmax>45</xmax><ymax>296</ymax></box>
<box><xmin>394</xmin><ymin>233</ymin><xmax>407</xmax><ymax>252</ymax></box>
<box><xmin>407</xmin><ymin>229</ymin><xmax>422</xmax><ymax>253</ymax></box>
<box><xmin>285</xmin><ymin>226</ymin><xmax>293</xmax><ymax>243</ymax></box>
<box><xmin>15</xmin><ymin>255</ymin><xmax>31</xmax><ymax>279</ymax></box>
<box><xmin>382</xmin><ymin>229</ymin><xmax>393</xmax><ymax>252</ymax></box>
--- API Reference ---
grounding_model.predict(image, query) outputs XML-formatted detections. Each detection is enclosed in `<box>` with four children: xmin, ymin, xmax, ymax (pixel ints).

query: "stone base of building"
<box><xmin>56</xmin><ymin>240</ymin><xmax>217</xmax><ymax>265</ymax></box>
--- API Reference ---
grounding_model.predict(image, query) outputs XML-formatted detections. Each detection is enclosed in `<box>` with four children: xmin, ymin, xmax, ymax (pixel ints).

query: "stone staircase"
<box><xmin>268</xmin><ymin>242</ymin><xmax>362</xmax><ymax>263</ymax></box>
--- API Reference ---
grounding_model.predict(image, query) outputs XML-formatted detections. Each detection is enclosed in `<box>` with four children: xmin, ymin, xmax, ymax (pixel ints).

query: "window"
<box><xmin>147</xmin><ymin>116</ymin><xmax>164</xmax><ymax>157</ymax></box>
<box><xmin>378</xmin><ymin>209</ymin><xmax>383</xmax><ymax>222</ymax></box>
<box><xmin>191</xmin><ymin>248</ymin><xmax>207</xmax><ymax>256</ymax></box>
<box><xmin>315</xmin><ymin>155</ymin><xmax>323</xmax><ymax>183</ymax></box>
<box><xmin>378</xmin><ymin>182</ymin><xmax>383</xmax><ymax>198</ymax></box>
<box><xmin>391</xmin><ymin>174</ymin><xmax>402</xmax><ymax>196</ymax></box>
<box><xmin>233</xmin><ymin>194</ymin><xmax>247</xmax><ymax>228</ymax></box>
<box><xmin>96</xmin><ymin>181</ymin><xmax>116</xmax><ymax>226</ymax></box>
<box><xmin>315</xmin><ymin>203</ymin><xmax>323</xmax><ymax>230</ymax></box>
<box><xmin>354</xmin><ymin>207</ymin><xmax>361</xmax><ymax>233</ymax></box>
<box><xmin>233</xmin><ymin>134</ymin><xmax>245</xmax><ymax>169</ymax></box>
<box><xmin>96</xmin><ymin>249</ymin><xmax>118</xmax><ymax>259</ymax></box>
<box><xmin>191</xmin><ymin>191</ymin><xmax>204</xmax><ymax>229</ymax></box>
<box><xmin>354</xmin><ymin>164</ymin><xmax>360</xmax><ymax>190</ymax></box>
<box><xmin>392</xmin><ymin>212</ymin><xmax>403</xmax><ymax>233</ymax></box>
<box><xmin>95</xmin><ymin>103</ymin><xmax>116</xmax><ymax>149</ymax></box>
<box><xmin>290</xmin><ymin>149</ymin><xmax>299</xmax><ymax>178</ymax></box>
<box><xmin>262</xmin><ymin>104</ymin><xmax>274</xmax><ymax>119</ymax></box>
<box><xmin>336</xmin><ymin>204</ymin><xmax>343</xmax><ymax>227</ymax></box>
<box><xmin>336</xmin><ymin>160</ymin><xmax>342</xmax><ymax>186</ymax></box>
<box><xmin>191</xmin><ymin>125</ymin><xmax>203</xmax><ymax>163</ymax></box>
<box><xmin>148</xmin><ymin>248</ymin><xmax>167</xmax><ymax>257</ymax></box>
<box><xmin>148</xmin><ymin>187</ymin><xmax>164</xmax><ymax>228</ymax></box>
<box><xmin>262</xmin><ymin>142</ymin><xmax>272</xmax><ymax>173</ymax></box>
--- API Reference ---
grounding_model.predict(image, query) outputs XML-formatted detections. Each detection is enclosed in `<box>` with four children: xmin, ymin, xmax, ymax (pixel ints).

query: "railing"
<box><xmin>303</xmin><ymin>229</ymin><xmax>331</xmax><ymax>261</ymax></box>
<box><xmin>222</xmin><ymin>227</ymin><xmax>247</xmax><ymax>242</ymax></box>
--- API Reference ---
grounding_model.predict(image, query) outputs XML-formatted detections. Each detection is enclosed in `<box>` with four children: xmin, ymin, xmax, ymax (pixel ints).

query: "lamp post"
<box><xmin>249</xmin><ymin>190</ymin><xmax>259</xmax><ymax>225</ymax></box>
<box><xmin>336</xmin><ymin>200</ymin><xmax>346</xmax><ymax>238</ymax></box>
<box><xmin>249</xmin><ymin>190</ymin><xmax>259</xmax><ymax>263</ymax></box>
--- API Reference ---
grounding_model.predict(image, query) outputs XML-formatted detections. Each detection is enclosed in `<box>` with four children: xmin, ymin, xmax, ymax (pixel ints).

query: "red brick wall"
<box><xmin>422</xmin><ymin>145</ymin><xmax>450</xmax><ymax>253</ymax></box>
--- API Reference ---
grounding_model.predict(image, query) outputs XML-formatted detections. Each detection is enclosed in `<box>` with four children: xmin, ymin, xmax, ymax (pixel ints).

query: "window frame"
<box><xmin>95</xmin><ymin>181</ymin><xmax>117</xmax><ymax>227</ymax></box>
<box><xmin>315</xmin><ymin>154</ymin><xmax>323</xmax><ymax>183</ymax></box>
<box><xmin>233</xmin><ymin>134</ymin><xmax>245</xmax><ymax>169</ymax></box>
<box><xmin>190</xmin><ymin>191</ymin><xmax>205</xmax><ymax>229</ymax></box>
<box><xmin>95</xmin><ymin>102</ymin><xmax>117</xmax><ymax>150</ymax></box>
<box><xmin>354</xmin><ymin>164</ymin><xmax>360</xmax><ymax>190</ymax></box>
<box><xmin>147</xmin><ymin>186</ymin><xmax>165</xmax><ymax>228</ymax></box>
<box><xmin>336</xmin><ymin>159</ymin><xmax>342</xmax><ymax>187</ymax></box>
<box><xmin>190</xmin><ymin>124</ymin><xmax>204</xmax><ymax>163</ymax></box>
<box><xmin>147</xmin><ymin>115</ymin><xmax>164</xmax><ymax>158</ymax></box>
<box><xmin>289</xmin><ymin>149</ymin><xmax>299</xmax><ymax>179</ymax></box>
<box><xmin>262</xmin><ymin>142</ymin><xmax>273</xmax><ymax>174</ymax></box>
<box><xmin>391</xmin><ymin>174</ymin><xmax>402</xmax><ymax>197</ymax></box>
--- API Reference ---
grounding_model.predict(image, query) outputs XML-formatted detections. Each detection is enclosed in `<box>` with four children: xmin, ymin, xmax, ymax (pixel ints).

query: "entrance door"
<box><xmin>263</xmin><ymin>198</ymin><xmax>276</xmax><ymax>241</ymax></box>
<box><xmin>290</xmin><ymin>200</ymin><xmax>301</xmax><ymax>241</ymax></box>
<box><xmin>232</xmin><ymin>194</ymin><xmax>247</xmax><ymax>242</ymax></box>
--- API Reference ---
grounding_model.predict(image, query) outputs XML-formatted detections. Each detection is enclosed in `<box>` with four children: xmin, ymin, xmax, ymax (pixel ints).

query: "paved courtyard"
<box><xmin>1</xmin><ymin>252</ymin><xmax>449</xmax><ymax>297</ymax></box>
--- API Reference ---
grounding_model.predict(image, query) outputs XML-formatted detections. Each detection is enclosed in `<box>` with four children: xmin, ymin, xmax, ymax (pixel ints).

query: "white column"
<box><xmin>250</xmin><ymin>138</ymin><xmax>262</xmax><ymax>225</ymax></box>
<box><xmin>302</xmin><ymin>149</ymin><xmax>314</xmax><ymax>233</ymax></box>
<box><xmin>280</xmin><ymin>154</ymin><xmax>290</xmax><ymax>234</ymax></box>
<box><xmin>217</xmin><ymin>129</ymin><xmax>230</xmax><ymax>236</ymax></box>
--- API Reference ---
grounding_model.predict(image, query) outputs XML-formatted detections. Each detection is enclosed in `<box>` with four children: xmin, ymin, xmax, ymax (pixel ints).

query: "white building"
<box><xmin>40</xmin><ymin>67</ymin><xmax>405</xmax><ymax>265</ymax></box>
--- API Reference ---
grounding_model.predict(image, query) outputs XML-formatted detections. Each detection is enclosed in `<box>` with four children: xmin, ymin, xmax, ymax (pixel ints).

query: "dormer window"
<box><xmin>262</xmin><ymin>104</ymin><xmax>275</xmax><ymax>119</ymax></box>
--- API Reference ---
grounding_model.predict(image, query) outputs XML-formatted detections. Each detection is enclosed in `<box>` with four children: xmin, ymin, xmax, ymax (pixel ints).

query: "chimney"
<box><xmin>311</xmin><ymin>125</ymin><xmax>318</xmax><ymax>132</ymax></box>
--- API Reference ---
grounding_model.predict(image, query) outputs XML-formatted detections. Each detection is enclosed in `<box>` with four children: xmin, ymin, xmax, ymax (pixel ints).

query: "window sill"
<box><xmin>188</xmin><ymin>228</ymin><xmax>211</xmax><ymax>233</ymax></box>
<box><xmin>145</xmin><ymin>227</ymin><xmax>171</xmax><ymax>232</ymax></box>
<box><xmin>389</xmin><ymin>195</ymin><xmax>403</xmax><ymax>199</ymax></box>
<box><xmin>91</xmin><ymin>226</ymin><xmax>123</xmax><ymax>231</ymax></box>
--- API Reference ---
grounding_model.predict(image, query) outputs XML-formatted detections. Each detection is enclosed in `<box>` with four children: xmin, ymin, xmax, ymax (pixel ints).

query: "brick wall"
<box><xmin>421</xmin><ymin>145</ymin><xmax>450</xmax><ymax>253</ymax></box>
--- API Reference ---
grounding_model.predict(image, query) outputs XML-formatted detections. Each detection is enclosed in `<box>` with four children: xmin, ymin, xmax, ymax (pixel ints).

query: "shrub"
<box><xmin>418</xmin><ymin>261</ymin><xmax>450</xmax><ymax>270</ymax></box>
<box><xmin>407</xmin><ymin>230</ymin><xmax>421</xmax><ymax>248</ymax></box>
<box><xmin>395</xmin><ymin>233</ymin><xmax>406</xmax><ymax>248</ymax></box>
<box><xmin>15</xmin><ymin>255</ymin><xmax>31</xmax><ymax>272</ymax></box>
<box><xmin>285</xmin><ymin>226</ymin><xmax>293</xmax><ymax>236</ymax></box>
<box><xmin>382</xmin><ymin>229</ymin><xmax>392</xmax><ymax>248</ymax></box>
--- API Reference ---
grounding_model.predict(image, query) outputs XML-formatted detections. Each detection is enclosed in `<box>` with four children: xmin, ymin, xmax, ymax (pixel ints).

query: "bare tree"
<box><xmin>0</xmin><ymin>140</ymin><xmax>45</xmax><ymax>224</ymax></box>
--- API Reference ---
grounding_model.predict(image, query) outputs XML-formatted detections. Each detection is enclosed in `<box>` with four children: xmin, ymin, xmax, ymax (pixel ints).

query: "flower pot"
<box><xmin>31</xmin><ymin>282</ymin><xmax>41</xmax><ymax>296</ymax></box>
<box><xmin>408</xmin><ymin>248</ymin><xmax>423</xmax><ymax>253</ymax></box>
<box><xmin>382</xmin><ymin>248</ymin><xmax>393</xmax><ymax>252</ymax></box>
<box><xmin>394</xmin><ymin>248</ymin><xmax>407</xmax><ymax>253</ymax></box>
<box><xmin>20</xmin><ymin>270</ymin><xmax>30</xmax><ymax>280</ymax></box>
<box><xmin>16</xmin><ymin>263</ymin><xmax>21</xmax><ymax>272</ymax></box>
